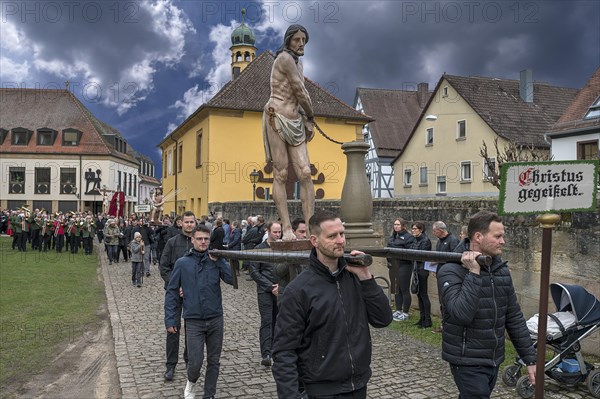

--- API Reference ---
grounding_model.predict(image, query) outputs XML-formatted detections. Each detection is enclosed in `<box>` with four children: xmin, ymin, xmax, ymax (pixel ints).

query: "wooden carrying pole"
<box><xmin>534</xmin><ymin>214</ymin><xmax>561</xmax><ymax>399</ymax></box>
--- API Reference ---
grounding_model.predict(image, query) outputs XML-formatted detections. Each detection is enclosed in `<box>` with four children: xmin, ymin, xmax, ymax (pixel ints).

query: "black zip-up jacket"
<box><xmin>247</xmin><ymin>241</ymin><xmax>279</xmax><ymax>293</ymax></box>
<box><xmin>272</xmin><ymin>249</ymin><xmax>393</xmax><ymax>398</ymax></box>
<box><xmin>437</xmin><ymin>240</ymin><xmax>536</xmax><ymax>367</ymax></box>
<box><xmin>159</xmin><ymin>233</ymin><xmax>194</xmax><ymax>289</ymax></box>
<box><xmin>387</xmin><ymin>230</ymin><xmax>416</xmax><ymax>267</ymax></box>
<box><xmin>436</xmin><ymin>232</ymin><xmax>460</xmax><ymax>253</ymax></box>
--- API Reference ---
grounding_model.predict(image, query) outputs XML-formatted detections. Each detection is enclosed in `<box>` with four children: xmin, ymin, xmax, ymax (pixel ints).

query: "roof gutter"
<box><xmin>170</xmin><ymin>136</ymin><xmax>178</xmax><ymax>213</ymax></box>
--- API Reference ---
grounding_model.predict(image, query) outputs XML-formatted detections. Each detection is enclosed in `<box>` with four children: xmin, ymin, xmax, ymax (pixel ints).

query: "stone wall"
<box><xmin>210</xmin><ymin>198</ymin><xmax>600</xmax><ymax>355</ymax></box>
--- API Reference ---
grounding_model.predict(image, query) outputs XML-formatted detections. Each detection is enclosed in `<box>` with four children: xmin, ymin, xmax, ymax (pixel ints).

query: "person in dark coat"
<box><xmin>437</xmin><ymin>210</ymin><xmax>536</xmax><ymax>398</ymax></box>
<box><xmin>227</xmin><ymin>220</ymin><xmax>243</xmax><ymax>276</ymax></box>
<box><xmin>272</xmin><ymin>211</ymin><xmax>392</xmax><ymax>398</ymax></box>
<box><xmin>164</xmin><ymin>224</ymin><xmax>233</xmax><ymax>399</ymax></box>
<box><xmin>432</xmin><ymin>221</ymin><xmax>460</xmax><ymax>256</ymax></box>
<box><xmin>409</xmin><ymin>221</ymin><xmax>432</xmax><ymax>328</ymax></box>
<box><xmin>159</xmin><ymin>211</ymin><xmax>197</xmax><ymax>382</ymax></box>
<box><xmin>387</xmin><ymin>218</ymin><xmax>416</xmax><ymax>322</ymax></box>
<box><xmin>209</xmin><ymin>219</ymin><xmax>225</xmax><ymax>250</ymax></box>
<box><xmin>247</xmin><ymin>221</ymin><xmax>282</xmax><ymax>367</ymax></box>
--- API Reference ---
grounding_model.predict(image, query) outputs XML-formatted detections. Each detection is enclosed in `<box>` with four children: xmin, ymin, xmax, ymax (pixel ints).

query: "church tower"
<box><xmin>230</xmin><ymin>8</ymin><xmax>257</xmax><ymax>80</ymax></box>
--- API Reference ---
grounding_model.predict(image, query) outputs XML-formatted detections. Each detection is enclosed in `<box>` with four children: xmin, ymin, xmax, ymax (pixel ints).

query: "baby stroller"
<box><xmin>502</xmin><ymin>283</ymin><xmax>600</xmax><ymax>398</ymax></box>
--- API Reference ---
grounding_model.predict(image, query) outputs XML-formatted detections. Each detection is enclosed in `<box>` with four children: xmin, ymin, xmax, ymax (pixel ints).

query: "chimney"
<box><xmin>519</xmin><ymin>69</ymin><xmax>533</xmax><ymax>103</ymax></box>
<box><xmin>417</xmin><ymin>82</ymin><xmax>429</xmax><ymax>108</ymax></box>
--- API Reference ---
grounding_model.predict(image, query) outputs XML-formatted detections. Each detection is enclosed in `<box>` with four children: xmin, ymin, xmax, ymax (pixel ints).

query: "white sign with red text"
<box><xmin>499</xmin><ymin>160</ymin><xmax>598</xmax><ymax>215</ymax></box>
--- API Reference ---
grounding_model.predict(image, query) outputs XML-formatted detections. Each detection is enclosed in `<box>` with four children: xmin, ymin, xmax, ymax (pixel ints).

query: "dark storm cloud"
<box><xmin>1</xmin><ymin>0</ymin><xmax>194</xmax><ymax>113</ymax></box>
<box><xmin>269</xmin><ymin>1</ymin><xmax>599</xmax><ymax>103</ymax></box>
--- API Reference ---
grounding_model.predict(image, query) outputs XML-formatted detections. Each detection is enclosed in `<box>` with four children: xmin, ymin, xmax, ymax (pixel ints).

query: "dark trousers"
<box><xmin>131</xmin><ymin>262</ymin><xmax>143</xmax><ymax>284</ymax></box>
<box><xmin>450</xmin><ymin>364</ymin><xmax>499</xmax><ymax>398</ymax></box>
<box><xmin>12</xmin><ymin>232</ymin><xmax>18</xmax><ymax>249</ymax></box>
<box><xmin>30</xmin><ymin>229</ymin><xmax>40</xmax><ymax>249</ymax></box>
<box><xmin>83</xmin><ymin>237</ymin><xmax>93</xmax><ymax>255</ymax></box>
<box><xmin>166</xmin><ymin>297</ymin><xmax>188</xmax><ymax>368</ymax></box>
<box><xmin>41</xmin><ymin>235</ymin><xmax>51</xmax><ymax>251</ymax></box>
<box><xmin>55</xmin><ymin>234</ymin><xmax>64</xmax><ymax>252</ymax></box>
<box><xmin>18</xmin><ymin>231</ymin><xmax>28</xmax><ymax>251</ymax></box>
<box><xmin>115</xmin><ymin>245</ymin><xmax>128</xmax><ymax>262</ymax></box>
<box><xmin>395</xmin><ymin>263</ymin><xmax>413</xmax><ymax>313</ymax></box>
<box><xmin>257</xmin><ymin>292</ymin><xmax>278</xmax><ymax>358</ymax></box>
<box><xmin>231</xmin><ymin>259</ymin><xmax>240</xmax><ymax>275</ymax></box>
<box><xmin>186</xmin><ymin>316</ymin><xmax>224</xmax><ymax>398</ymax></box>
<box><xmin>308</xmin><ymin>386</ymin><xmax>367</xmax><ymax>399</ymax></box>
<box><xmin>70</xmin><ymin>234</ymin><xmax>80</xmax><ymax>253</ymax></box>
<box><xmin>417</xmin><ymin>267</ymin><xmax>431</xmax><ymax>322</ymax></box>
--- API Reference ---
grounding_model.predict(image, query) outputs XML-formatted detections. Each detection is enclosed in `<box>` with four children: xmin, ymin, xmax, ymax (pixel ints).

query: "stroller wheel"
<box><xmin>587</xmin><ymin>369</ymin><xmax>600</xmax><ymax>398</ymax></box>
<box><xmin>516</xmin><ymin>375</ymin><xmax>535</xmax><ymax>399</ymax></box>
<box><xmin>502</xmin><ymin>364</ymin><xmax>522</xmax><ymax>387</ymax></box>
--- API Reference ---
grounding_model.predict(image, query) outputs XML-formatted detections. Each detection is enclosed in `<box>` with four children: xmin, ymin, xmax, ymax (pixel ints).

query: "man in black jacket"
<box><xmin>437</xmin><ymin>210</ymin><xmax>536</xmax><ymax>398</ymax></box>
<box><xmin>247</xmin><ymin>221</ymin><xmax>281</xmax><ymax>367</ymax></box>
<box><xmin>272</xmin><ymin>211</ymin><xmax>392</xmax><ymax>398</ymax></box>
<box><xmin>159</xmin><ymin>211</ymin><xmax>197</xmax><ymax>381</ymax></box>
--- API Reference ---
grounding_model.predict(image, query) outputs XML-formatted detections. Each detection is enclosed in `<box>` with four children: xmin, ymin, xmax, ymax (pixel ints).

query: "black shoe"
<box><xmin>164</xmin><ymin>366</ymin><xmax>175</xmax><ymax>381</ymax></box>
<box><xmin>261</xmin><ymin>356</ymin><xmax>272</xmax><ymax>367</ymax></box>
<box><xmin>146</xmin><ymin>272</ymin><xmax>151</xmax><ymax>277</ymax></box>
<box><xmin>137</xmin><ymin>282</ymin><xmax>142</xmax><ymax>288</ymax></box>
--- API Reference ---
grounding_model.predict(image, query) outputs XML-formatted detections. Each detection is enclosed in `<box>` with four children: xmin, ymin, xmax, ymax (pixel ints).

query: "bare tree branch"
<box><xmin>480</xmin><ymin>137</ymin><xmax>552</xmax><ymax>189</ymax></box>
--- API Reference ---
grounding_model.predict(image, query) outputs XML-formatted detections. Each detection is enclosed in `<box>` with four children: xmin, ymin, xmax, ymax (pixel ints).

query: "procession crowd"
<box><xmin>1</xmin><ymin>207</ymin><xmax>538</xmax><ymax>399</ymax></box>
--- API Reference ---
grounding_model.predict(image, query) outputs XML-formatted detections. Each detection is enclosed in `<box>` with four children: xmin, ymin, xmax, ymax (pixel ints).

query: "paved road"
<box><xmin>100</xmin><ymin>249</ymin><xmax>595</xmax><ymax>398</ymax></box>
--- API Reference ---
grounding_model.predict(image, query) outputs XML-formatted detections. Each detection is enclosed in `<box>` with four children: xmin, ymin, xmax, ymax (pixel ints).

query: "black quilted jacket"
<box><xmin>437</xmin><ymin>240</ymin><xmax>536</xmax><ymax>367</ymax></box>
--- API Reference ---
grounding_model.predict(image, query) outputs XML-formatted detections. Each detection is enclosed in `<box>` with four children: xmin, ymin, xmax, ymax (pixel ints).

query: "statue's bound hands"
<box><xmin>305</xmin><ymin>118</ymin><xmax>315</xmax><ymax>142</ymax></box>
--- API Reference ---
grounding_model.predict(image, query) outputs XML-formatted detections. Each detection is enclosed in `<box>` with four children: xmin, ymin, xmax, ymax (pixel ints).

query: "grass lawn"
<box><xmin>0</xmin><ymin>236</ymin><xmax>104</xmax><ymax>389</ymax></box>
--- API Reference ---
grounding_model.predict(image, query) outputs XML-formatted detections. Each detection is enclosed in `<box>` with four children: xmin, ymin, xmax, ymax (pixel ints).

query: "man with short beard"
<box><xmin>160</xmin><ymin>211</ymin><xmax>197</xmax><ymax>381</ymax></box>
<box><xmin>437</xmin><ymin>210</ymin><xmax>536</xmax><ymax>398</ymax></box>
<box><xmin>272</xmin><ymin>211</ymin><xmax>392</xmax><ymax>398</ymax></box>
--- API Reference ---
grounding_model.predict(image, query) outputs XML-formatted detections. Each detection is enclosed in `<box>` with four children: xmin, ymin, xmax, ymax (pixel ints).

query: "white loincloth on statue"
<box><xmin>263</xmin><ymin>111</ymin><xmax>306</xmax><ymax>162</ymax></box>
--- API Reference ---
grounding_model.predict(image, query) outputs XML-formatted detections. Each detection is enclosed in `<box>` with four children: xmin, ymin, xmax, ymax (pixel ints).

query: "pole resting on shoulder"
<box><xmin>209</xmin><ymin>249</ymin><xmax>372</xmax><ymax>267</ymax></box>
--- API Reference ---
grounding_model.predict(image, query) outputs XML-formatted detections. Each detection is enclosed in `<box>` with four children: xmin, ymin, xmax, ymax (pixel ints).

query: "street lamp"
<box><xmin>249</xmin><ymin>169</ymin><xmax>259</xmax><ymax>201</ymax></box>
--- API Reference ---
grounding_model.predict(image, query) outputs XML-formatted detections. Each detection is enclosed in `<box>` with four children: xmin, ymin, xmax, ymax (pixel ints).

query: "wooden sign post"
<box><xmin>499</xmin><ymin>160</ymin><xmax>598</xmax><ymax>398</ymax></box>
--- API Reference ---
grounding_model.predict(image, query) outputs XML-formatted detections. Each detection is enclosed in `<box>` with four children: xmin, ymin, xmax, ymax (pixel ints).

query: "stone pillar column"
<box><xmin>340</xmin><ymin>141</ymin><xmax>381</xmax><ymax>249</ymax></box>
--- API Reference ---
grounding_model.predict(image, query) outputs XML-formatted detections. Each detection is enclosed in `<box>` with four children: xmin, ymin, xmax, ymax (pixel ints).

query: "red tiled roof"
<box><xmin>161</xmin><ymin>51</ymin><xmax>371</xmax><ymax>145</ymax></box>
<box><xmin>0</xmin><ymin>88</ymin><xmax>137</xmax><ymax>163</ymax></box>
<box><xmin>548</xmin><ymin>67</ymin><xmax>600</xmax><ymax>134</ymax></box>
<box><xmin>444</xmin><ymin>74</ymin><xmax>578</xmax><ymax>147</ymax></box>
<box><xmin>356</xmin><ymin>87</ymin><xmax>430</xmax><ymax>158</ymax></box>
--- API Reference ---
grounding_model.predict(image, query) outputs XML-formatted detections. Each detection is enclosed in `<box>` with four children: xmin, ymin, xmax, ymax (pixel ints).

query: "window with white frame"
<box><xmin>167</xmin><ymin>150</ymin><xmax>173</xmax><ymax>176</ymax></box>
<box><xmin>404</xmin><ymin>168</ymin><xmax>412</xmax><ymax>186</ymax></box>
<box><xmin>437</xmin><ymin>176</ymin><xmax>446</xmax><ymax>194</ymax></box>
<box><xmin>584</xmin><ymin>96</ymin><xmax>600</xmax><ymax>119</ymax></box>
<box><xmin>426</xmin><ymin>128</ymin><xmax>434</xmax><ymax>145</ymax></box>
<box><xmin>483</xmin><ymin>158</ymin><xmax>496</xmax><ymax>180</ymax></box>
<box><xmin>419</xmin><ymin>166</ymin><xmax>428</xmax><ymax>185</ymax></box>
<box><xmin>457</xmin><ymin>120</ymin><xmax>466</xmax><ymax>139</ymax></box>
<box><xmin>460</xmin><ymin>161</ymin><xmax>472</xmax><ymax>182</ymax></box>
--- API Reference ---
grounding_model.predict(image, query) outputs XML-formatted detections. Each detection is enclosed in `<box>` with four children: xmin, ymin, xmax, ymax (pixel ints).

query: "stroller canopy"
<box><xmin>550</xmin><ymin>283</ymin><xmax>600</xmax><ymax>326</ymax></box>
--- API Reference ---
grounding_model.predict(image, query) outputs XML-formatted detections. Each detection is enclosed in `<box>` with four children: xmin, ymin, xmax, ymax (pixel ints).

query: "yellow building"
<box><xmin>159</xmin><ymin>33</ymin><xmax>369</xmax><ymax>216</ymax></box>
<box><xmin>393</xmin><ymin>71</ymin><xmax>578</xmax><ymax>198</ymax></box>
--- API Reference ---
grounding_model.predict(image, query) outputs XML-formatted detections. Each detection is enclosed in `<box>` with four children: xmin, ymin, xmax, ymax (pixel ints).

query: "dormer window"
<box><xmin>11</xmin><ymin>128</ymin><xmax>32</xmax><ymax>145</ymax></box>
<box><xmin>62</xmin><ymin>129</ymin><xmax>82</xmax><ymax>146</ymax></box>
<box><xmin>115</xmin><ymin>137</ymin><xmax>127</xmax><ymax>153</ymax></box>
<box><xmin>584</xmin><ymin>96</ymin><xmax>600</xmax><ymax>119</ymax></box>
<box><xmin>37</xmin><ymin>128</ymin><xmax>57</xmax><ymax>146</ymax></box>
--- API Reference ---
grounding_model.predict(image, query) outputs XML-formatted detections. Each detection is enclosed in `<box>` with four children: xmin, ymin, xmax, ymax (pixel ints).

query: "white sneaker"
<box><xmin>393</xmin><ymin>312</ymin><xmax>409</xmax><ymax>321</ymax></box>
<box><xmin>392</xmin><ymin>310</ymin><xmax>401</xmax><ymax>318</ymax></box>
<box><xmin>184</xmin><ymin>380</ymin><xmax>197</xmax><ymax>399</ymax></box>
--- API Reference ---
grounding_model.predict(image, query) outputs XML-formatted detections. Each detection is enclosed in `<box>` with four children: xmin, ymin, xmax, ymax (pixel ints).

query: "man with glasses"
<box><xmin>165</xmin><ymin>225</ymin><xmax>233</xmax><ymax>399</ymax></box>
